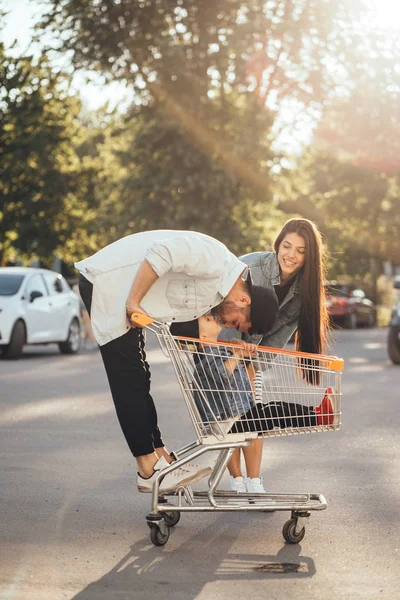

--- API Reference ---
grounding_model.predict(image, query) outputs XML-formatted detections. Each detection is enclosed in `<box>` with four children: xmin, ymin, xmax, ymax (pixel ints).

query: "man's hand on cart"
<box><xmin>127</xmin><ymin>306</ymin><xmax>152</xmax><ymax>328</ymax></box>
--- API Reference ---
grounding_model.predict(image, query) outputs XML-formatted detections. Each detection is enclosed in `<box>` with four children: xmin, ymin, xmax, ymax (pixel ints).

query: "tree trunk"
<box><xmin>369</xmin><ymin>256</ymin><xmax>379</xmax><ymax>304</ymax></box>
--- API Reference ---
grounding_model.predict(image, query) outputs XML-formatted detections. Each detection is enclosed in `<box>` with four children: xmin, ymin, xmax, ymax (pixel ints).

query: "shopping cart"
<box><xmin>131</xmin><ymin>313</ymin><xmax>343</xmax><ymax>547</ymax></box>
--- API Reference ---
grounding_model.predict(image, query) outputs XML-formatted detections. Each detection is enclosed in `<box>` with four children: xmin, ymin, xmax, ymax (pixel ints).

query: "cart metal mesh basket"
<box><xmin>129</xmin><ymin>313</ymin><xmax>344</xmax><ymax>547</ymax></box>
<box><xmin>141</xmin><ymin>317</ymin><xmax>342</xmax><ymax>445</ymax></box>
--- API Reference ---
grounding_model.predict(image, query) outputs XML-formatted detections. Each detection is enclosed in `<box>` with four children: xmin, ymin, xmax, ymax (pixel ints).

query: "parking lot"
<box><xmin>1</xmin><ymin>327</ymin><xmax>399</xmax><ymax>600</ymax></box>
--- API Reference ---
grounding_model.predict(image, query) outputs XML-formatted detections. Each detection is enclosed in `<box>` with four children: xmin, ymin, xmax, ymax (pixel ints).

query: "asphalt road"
<box><xmin>1</xmin><ymin>328</ymin><xmax>399</xmax><ymax>600</ymax></box>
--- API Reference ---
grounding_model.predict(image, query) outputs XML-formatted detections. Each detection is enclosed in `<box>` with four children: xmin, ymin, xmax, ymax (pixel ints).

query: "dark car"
<box><xmin>325</xmin><ymin>283</ymin><xmax>376</xmax><ymax>329</ymax></box>
<box><xmin>388</xmin><ymin>300</ymin><xmax>400</xmax><ymax>364</ymax></box>
<box><xmin>388</xmin><ymin>278</ymin><xmax>400</xmax><ymax>365</ymax></box>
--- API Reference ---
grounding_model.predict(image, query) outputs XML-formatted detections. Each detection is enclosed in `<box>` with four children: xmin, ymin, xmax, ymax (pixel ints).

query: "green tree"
<box><xmin>36</xmin><ymin>0</ymin><xmax>365</xmax><ymax>240</ymax></box>
<box><xmin>35</xmin><ymin>0</ymin><xmax>400</xmax><ymax>269</ymax></box>
<box><xmin>315</xmin><ymin>15</ymin><xmax>400</xmax><ymax>176</ymax></box>
<box><xmin>38</xmin><ymin>0</ymin><xmax>364</xmax><ymax>113</ymax></box>
<box><xmin>0</xmin><ymin>43</ymin><xmax>98</xmax><ymax>264</ymax></box>
<box><xmin>103</xmin><ymin>103</ymin><xmax>283</xmax><ymax>255</ymax></box>
<box><xmin>276</xmin><ymin>150</ymin><xmax>400</xmax><ymax>298</ymax></box>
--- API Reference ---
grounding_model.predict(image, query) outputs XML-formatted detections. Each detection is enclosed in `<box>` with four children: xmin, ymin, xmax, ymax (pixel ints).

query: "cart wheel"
<box><xmin>282</xmin><ymin>519</ymin><xmax>306</xmax><ymax>544</ymax></box>
<box><xmin>149</xmin><ymin>523</ymin><xmax>170</xmax><ymax>547</ymax></box>
<box><xmin>162</xmin><ymin>511</ymin><xmax>181</xmax><ymax>527</ymax></box>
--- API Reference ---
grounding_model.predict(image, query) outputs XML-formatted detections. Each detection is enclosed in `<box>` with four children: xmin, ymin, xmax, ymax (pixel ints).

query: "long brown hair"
<box><xmin>274</xmin><ymin>218</ymin><xmax>329</xmax><ymax>384</ymax></box>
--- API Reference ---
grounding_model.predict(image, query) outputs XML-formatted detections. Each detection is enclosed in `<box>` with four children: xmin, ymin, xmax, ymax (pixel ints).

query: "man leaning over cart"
<box><xmin>75</xmin><ymin>230</ymin><xmax>277</xmax><ymax>494</ymax></box>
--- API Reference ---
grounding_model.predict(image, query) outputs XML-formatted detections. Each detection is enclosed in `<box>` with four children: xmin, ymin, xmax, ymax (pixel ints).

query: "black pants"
<box><xmin>79</xmin><ymin>274</ymin><xmax>164</xmax><ymax>457</ymax></box>
<box><xmin>230</xmin><ymin>402</ymin><xmax>317</xmax><ymax>434</ymax></box>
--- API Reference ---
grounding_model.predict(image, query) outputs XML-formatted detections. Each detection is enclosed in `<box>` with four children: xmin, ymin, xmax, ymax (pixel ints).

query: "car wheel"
<box><xmin>58</xmin><ymin>318</ymin><xmax>81</xmax><ymax>354</ymax></box>
<box><xmin>367</xmin><ymin>313</ymin><xmax>376</xmax><ymax>328</ymax></box>
<box><xmin>388</xmin><ymin>329</ymin><xmax>400</xmax><ymax>365</ymax></box>
<box><xmin>2</xmin><ymin>320</ymin><xmax>26</xmax><ymax>359</ymax></box>
<box><xmin>345</xmin><ymin>312</ymin><xmax>357</xmax><ymax>329</ymax></box>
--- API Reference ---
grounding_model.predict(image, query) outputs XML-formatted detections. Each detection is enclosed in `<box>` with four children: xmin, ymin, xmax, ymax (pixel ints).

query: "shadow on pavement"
<box><xmin>71</xmin><ymin>519</ymin><xmax>316</xmax><ymax>600</ymax></box>
<box><xmin>0</xmin><ymin>344</ymin><xmax>99</xmax><ymax>360</ymax></box>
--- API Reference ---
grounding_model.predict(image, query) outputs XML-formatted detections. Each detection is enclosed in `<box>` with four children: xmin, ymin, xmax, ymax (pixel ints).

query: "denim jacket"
<box><xmin>242</xmin><ymin>251</ymin><xmax>302</xmax><ymax>347</ymax></box>
<box><xmin>193</xmin><ymin>346</ymin><xmax>254</xmax><ymax>423</ymax></box>
<box><xmin>220</xmin><ymin>251</ymin><xmax>302</xmax><ymax>348</ymax></box>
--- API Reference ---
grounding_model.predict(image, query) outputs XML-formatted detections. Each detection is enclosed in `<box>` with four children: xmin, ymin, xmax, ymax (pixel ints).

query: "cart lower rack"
<box><xmin>131</xmin><ymin>313</ymin><xmax>343</xmax><ymax>547</ymax></box>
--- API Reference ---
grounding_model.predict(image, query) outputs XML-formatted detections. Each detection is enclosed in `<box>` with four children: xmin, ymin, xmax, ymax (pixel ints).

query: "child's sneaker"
<box><xmin>246</xmin><ymin>477</ymin><xmax>266</xmax><ymax>494</ymax></box>
<box><xmin>229</xmin><ymin>476</ymin><xmax>247</xmax><ymax>493</ymax></box>
<box><xmin>316</xmin><ymin>387</ymin><xmax>340</xmax><ymax>427</ymax></box>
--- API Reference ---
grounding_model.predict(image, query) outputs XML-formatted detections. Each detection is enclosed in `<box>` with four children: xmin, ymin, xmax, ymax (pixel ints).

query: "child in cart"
<box><xmin>170</xmin><ymin>315</ymin><xmax>339</xmax><ymax>490</ymax></box>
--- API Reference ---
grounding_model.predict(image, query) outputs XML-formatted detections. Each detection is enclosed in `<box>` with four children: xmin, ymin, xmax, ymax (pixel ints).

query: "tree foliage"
<box><xmin>0</xmin><ymin>43</ymin><xmax>98</xmax><ymax>264</ymax></box>
<box><xmin>276</xmin><ymin>150</ymin><xmax>400</xmax><ymax>293</ymax></box>
<box><xmin>315</xmin><ymin>16</ymin><xmax>400</xmax><ymax>176</ymax></box>
<box><xmin>36</xmin><ymin>0</ymin><xmax>366</xmax><ymax>213</ymax></box>
<box><xmin>1</xmin><ymin>0</ymin><xmax>397</xmax><ymax>284</ymax></box>
<box><xmin>101</xmin><ymin>104</ymin><xmax>280</xmax><ymax>256</ymax></box>
<box><xmin>38</xmin><ymin>0</ymin><xmax>364</xmax><ymax>107</ymax></box>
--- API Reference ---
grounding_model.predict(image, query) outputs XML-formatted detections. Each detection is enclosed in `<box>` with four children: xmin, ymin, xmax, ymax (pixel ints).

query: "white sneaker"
<box><xmin>137</xmin><ymin>456</ymin><xmax>210</xmax><ymax>493</ymax></box>
<box><xmin>169</xmin><ymin>452</ymin><xmax>212</xmax><ymax>480</ymax></box>
<box><xmin>182</xmin><ymin>461</ymin><xmax>212</xmax><ymax>478</ymax></box>
<box><xmin>229</xmin><ymin>476</ymin><xmax>247</xmax><ymax>493</ymax></box>
<box><xmin>246</xmin><ymin>477</ymin><xmax>266</xmax><ymax>494</ymax></box>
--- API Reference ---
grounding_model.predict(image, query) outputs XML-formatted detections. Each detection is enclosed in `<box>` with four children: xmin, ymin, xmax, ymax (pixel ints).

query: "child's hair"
<box><xmin>169</xmin><ymin>320</ymin><xmax>202</xmax><ymax>357</ymax></box>
<box><xmin>170</xmin><ymin>320</ymin><xmax>199</xmax><ymax>339</ymax></box>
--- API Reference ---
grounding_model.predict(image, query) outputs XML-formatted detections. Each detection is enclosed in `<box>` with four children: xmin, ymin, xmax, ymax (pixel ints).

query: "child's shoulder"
<box><xmin>202</xmin><ymin>344</ymin><xmax>231</xmax><ymax>356</ymax></box>
<box><xmin>196</xmin><ymin>345</ymin><xmax>232</xmax><ymax>367</ymax></box>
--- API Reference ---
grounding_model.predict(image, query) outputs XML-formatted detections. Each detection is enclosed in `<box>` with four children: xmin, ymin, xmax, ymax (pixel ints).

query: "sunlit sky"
<box><xmin>369</xmin><ymin>0</ymin><xmax>400</xmax><ymax>29</ymax></box>
<box><xmin>1</xmin><ymin>0</ymin><xmax>133</xmax><ymax>111</ymax></box>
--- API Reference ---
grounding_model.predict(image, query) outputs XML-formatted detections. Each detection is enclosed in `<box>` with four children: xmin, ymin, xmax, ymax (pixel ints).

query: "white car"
<box><xmin>0</xmin><ymin>267</ymin><xmax>82</xmax><ymax>359</ymax></box>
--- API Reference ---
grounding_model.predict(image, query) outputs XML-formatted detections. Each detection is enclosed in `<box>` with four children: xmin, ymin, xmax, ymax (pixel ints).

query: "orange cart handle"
<box><xmin>130</xmin><ymin>312</ymin><xmax>155</xmax><ymax>327</ymax></box>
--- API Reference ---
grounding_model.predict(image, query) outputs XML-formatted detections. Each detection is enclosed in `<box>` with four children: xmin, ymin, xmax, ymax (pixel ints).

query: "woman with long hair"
<box><xmin>226</xmin><ymin>217</ymin><xmax>330</xmax><ymax>494</ymax></box>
